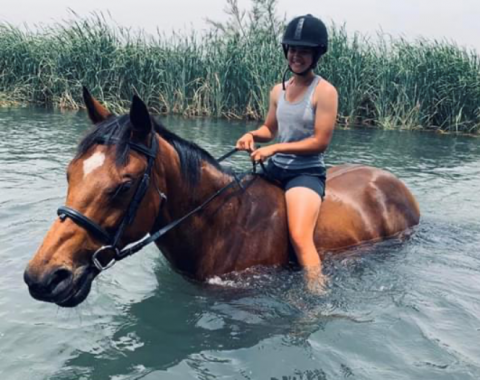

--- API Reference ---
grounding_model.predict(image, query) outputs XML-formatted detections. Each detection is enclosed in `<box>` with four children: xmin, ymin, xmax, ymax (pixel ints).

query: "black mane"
<box><xmin>76</xmin><ymin>114</ymin><xmax>225</xmax><ymax>187</ymax></box>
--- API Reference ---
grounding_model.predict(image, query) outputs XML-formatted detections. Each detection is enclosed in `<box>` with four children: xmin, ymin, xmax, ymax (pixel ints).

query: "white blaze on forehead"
<box><xmin>83</xmin><ymin>152</ymin><xmax>106</xmax><ymax>178</ymax></box>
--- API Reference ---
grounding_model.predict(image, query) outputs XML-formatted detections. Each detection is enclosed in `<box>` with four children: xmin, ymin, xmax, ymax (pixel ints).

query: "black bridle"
<box><xmin>57</xmin><ymin>135</ymin><xmax>252</xmax><ymax>273</ymax></box>
<box><xmin>57</xmin><ymin>132</ymin><xmax>159</xmax><ymax>271</ymax></box>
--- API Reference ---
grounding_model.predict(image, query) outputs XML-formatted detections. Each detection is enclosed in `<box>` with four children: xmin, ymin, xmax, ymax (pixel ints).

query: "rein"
<box><xmin>57</xmin><ymin>143</ymin><xmax>255</xmax><ymax>273</ymax></box>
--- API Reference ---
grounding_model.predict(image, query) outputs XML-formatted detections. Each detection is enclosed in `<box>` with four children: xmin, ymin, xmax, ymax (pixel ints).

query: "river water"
<box><xmin>0</xmin><ymin>107</ymin><xmax>479</xmax><ymax>380</ymax></box>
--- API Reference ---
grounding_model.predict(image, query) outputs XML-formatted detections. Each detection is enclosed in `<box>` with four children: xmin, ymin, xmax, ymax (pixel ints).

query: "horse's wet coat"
<box><xmin>24</xmin><ymin>90</ymin><xmax>420</xmax><ymax>307</ymax></box>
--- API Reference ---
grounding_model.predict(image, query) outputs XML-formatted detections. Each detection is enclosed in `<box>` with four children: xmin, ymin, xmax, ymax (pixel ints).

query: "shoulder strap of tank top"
<box><xmin>307</xmin><ymin>75</ymin><xmax>321</xmax><ymax>105</ymax></box>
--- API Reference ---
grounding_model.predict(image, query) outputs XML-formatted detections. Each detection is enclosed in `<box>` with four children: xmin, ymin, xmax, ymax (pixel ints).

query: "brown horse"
<box><xmin>24</xmin><ymin>89</ymin><xmax>420</xmax><ymax>307</ymax></box>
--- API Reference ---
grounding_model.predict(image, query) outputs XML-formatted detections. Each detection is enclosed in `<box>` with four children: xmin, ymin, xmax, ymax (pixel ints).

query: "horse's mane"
<box><xmin>76</xmin><ymin>114</ymin><xmax>225</xmax><ymax>187</ymax></box>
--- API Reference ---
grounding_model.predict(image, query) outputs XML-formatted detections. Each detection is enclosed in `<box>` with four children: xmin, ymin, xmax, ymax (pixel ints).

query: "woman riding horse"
<box><xmin>237</xmin><ymin>14</ymin><xmax>336</xmax><ymax>291</ymax></box>
<box><xmin>23</xmin><ymin>87</ymin><xmax>420</xmax><ymax>307</ymax></box>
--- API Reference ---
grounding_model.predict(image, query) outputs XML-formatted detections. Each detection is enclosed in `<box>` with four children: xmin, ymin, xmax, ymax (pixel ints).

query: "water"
<box><xmin>0</xmin><ymin>108</ymin><xmax>479</xmax><ymax>380</ymax></box>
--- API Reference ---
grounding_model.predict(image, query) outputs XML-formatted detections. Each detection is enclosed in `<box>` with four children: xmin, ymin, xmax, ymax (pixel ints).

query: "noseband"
<box><xmin>57</xmin><ymin>132</ymin><xmax>159</xmax><ymax>271</ymax></box>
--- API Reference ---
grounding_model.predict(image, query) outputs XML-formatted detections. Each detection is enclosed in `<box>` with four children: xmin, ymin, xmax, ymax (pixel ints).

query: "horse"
<box><xmin>23</xmin><ymin>88</ymin><xmax>420</xmax><ymax>307</ymax></box>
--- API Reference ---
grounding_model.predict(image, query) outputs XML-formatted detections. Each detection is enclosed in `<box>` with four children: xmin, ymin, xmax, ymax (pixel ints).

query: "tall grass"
<box><xmin>0</xmin><ymin>0</ymin><xmax>479</xmax><ymax>133</ymax></box>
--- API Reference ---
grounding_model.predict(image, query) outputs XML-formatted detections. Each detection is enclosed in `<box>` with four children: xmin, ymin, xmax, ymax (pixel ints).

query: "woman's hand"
<box><xmin>250</xmin><ymin>145</ymin><xmax>277</xmax><ymax>163</ymax></box>
<box><xmin>235</xmin><ymin>133</ymin><xmax>255</xmax><ymax>152</ymax></box>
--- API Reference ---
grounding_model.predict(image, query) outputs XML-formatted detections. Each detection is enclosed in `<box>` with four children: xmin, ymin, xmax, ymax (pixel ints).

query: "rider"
<box><xmin>236</xmin><ymin>14</ymin><xmax>338</xmax><ymax>291</ymax></box>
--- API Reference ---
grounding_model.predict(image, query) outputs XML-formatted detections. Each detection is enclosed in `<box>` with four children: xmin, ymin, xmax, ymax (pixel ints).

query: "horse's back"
<box><xmin>315</xmin><ymin>164</ymin><xmax>420</xmax><ymax>252</ymax></box>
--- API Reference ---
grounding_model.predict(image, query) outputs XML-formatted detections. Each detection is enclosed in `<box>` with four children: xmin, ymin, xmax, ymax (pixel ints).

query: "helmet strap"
<box><xmin>282</xmin><ymin>67</ymin><xmax>290</xmax><ymax>91</ymax></box>
<box><xmin>282</xmin><ymin>64</ymin><xmax>315</xmax><ymax>91</ymax></box>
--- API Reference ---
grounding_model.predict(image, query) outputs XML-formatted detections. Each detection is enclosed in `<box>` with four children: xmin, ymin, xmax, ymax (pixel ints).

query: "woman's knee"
<box><xmin>288</xmin><ymin>227</ymin><xmax>314</xmax><ymax>250</ymax></box>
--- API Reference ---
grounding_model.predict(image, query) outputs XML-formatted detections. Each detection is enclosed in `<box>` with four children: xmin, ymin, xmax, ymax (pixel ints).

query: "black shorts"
<box><xmin>264</xmin><ymin>161</ymin><xmax>326</xmax><ymax>199</ymax></box>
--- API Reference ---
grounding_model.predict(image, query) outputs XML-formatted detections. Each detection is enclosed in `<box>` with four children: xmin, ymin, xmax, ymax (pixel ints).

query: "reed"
<box><xmin>0</xmin><ymin>0</ymin><xmax>479</xmax><ymax>133</ymax></box>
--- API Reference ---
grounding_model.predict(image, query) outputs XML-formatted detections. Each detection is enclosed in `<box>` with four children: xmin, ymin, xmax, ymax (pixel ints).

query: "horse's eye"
<box><xmin>109</xmin><ymin>181</ymin><xmax>134</xmax><ymax>199</ymax></box>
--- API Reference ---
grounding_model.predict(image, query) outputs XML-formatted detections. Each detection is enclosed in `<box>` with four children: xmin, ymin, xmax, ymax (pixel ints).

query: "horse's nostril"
<box><xmin>47</xmin><ymin>268</ymin><xmax>72</xmax><ymax>293</ymax></box>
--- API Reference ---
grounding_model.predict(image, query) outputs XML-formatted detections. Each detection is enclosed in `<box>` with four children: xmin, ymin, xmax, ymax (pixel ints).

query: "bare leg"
<box><xmin>285</xmin><ymin>187</ymin><xmax>326</xmax><ymax>293</ymax></box>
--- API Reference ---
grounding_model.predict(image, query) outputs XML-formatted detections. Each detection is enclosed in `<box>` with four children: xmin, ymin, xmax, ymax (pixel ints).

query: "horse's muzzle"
<box><xmin>24</xmin><ymin>265</ymin><xmax>95</xmax><ymax>307</ymax></box>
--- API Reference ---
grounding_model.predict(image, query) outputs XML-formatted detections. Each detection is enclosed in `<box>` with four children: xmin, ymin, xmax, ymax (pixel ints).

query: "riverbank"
<box><xmin>0</xmin><ymin>3</ymin><xmax>479</xmax><ymax>133</ymax></box>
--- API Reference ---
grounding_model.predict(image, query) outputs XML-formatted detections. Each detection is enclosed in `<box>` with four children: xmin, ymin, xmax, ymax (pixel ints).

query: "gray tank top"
<box><xmin>271</xmin><ymin>75</ymin><xmax>326</xmax><ymax>170</ymax></box>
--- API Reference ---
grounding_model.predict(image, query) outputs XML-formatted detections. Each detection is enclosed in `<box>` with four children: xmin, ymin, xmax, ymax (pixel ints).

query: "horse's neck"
<box><xmin>153</xmin><ymin>139</ymin><xmax>238</xmax><ymax>275</ymax></box>
<box><xmin>152</xmin><ymin>138</ymin><xmax>292</xmax><ymax>278</ymax></box>
<box><xmin>161</xmin><ymin>150</ymin><xmax>232</xmax><ymax>215</ymax></box>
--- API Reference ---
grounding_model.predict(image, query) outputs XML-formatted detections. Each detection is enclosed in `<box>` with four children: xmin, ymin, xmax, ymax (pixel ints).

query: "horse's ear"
<box><xmin>83</xmin><ymin>87</ymin><xmax>112</xmax><ymax>124</ymax></box>
<box><xmin>129</xmin><ymin>95</ymin><xmax>152</xmax><ymax>140</ymax></box>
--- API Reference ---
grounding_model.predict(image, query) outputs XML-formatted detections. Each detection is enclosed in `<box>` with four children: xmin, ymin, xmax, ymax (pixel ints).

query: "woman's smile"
<box><xmin>287</xmin><ymin>47</ymin><xmax>314</xmax><ymax>71</ymax></box>
<box><xmin>290</xmin><ymin>59</ymin><xmax>307</xmax><ymax>70</ymax></box>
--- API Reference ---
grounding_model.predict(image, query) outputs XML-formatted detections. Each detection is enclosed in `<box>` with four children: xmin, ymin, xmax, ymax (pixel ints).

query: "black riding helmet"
<box><xmin>281</xmin><ymin>14</ymin><xmax>328</xmax><ymax>85</ymax></box>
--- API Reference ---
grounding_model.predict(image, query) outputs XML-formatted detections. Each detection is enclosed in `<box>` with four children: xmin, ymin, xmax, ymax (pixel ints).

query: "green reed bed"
<box><xmin>0</xmin><ymin>6</ymin><xmax>479</xmax><ymax>133</ymax></box>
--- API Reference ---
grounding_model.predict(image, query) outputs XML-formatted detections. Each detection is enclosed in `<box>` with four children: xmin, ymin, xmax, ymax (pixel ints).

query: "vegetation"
<box><xmin>0</xmin><ymin>0</ymin><xmax>479</xmax><ymax>133</ymax></box>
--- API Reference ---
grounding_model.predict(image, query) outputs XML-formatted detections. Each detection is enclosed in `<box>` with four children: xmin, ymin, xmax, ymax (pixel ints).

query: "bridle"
<box><xmin>57</xmin><ymin>132</ymin><xmax>159</xmax><ymax>272</ymax></box>
<box><xmin>57</xmin><ymin>132</ymin><xmax>254</xmax><ymax>273</ymax></box>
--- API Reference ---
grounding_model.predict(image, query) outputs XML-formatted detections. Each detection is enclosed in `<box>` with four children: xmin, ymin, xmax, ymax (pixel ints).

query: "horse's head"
<box><xmin>24</xmin><ymin>89</ymin><xmax>164</xmax><ymax>307</ymax></box>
